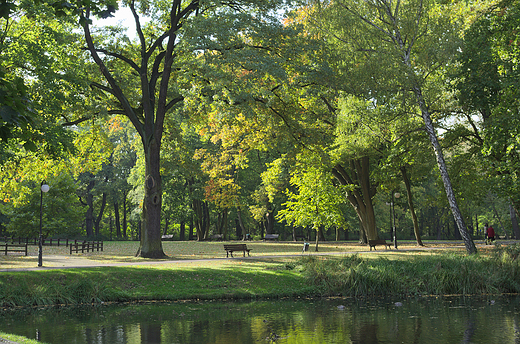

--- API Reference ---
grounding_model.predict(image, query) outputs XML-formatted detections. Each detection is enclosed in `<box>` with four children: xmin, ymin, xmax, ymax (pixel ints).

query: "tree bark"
<box><xmin>79</xmin><ymin>178</ymin><xmax>96</xmax><ymax>238</ymax></box>
<box><xmin>203</xmin><ymin>201</ymin><xmax>210</xmax><ymax>240</ymax></box>
<box><xmin>510</xmin><ymin>202</ymin><xmax>520</xmax><ymax>239</ymax></box>
<box><xmin>216</xmin><ymin>210</ymin><xmax>228</xmax><ymax>239</ymax></box>
<box><xmin>114</xmin><ymin>202</ymin><xmax>121</xmax><ymax>238</ymax></box>
<box><xmin>492</xmin><ymin>203</ymin><xmax>509</xmax><ymax>239</ymax></box>
<box><xmin>192</xmin><ymin>199</ymin><xmax>205</xmax><ymax>241</ymax></box>
<box><xmin>237</xmin><ymin>207</ymin><xmax>247</xmax><ymax>241</ymax></box>
<box><xmin>137</xmin><ymin>141</ymin><xmax>166</xmax><ymax>257</ymax></box>
<box><xmin>122</xmin><ymin>196</ymin><xmax>127</xmax><ymax>238</ymax></box>
<box><xmin>392</xmin><ymin>9</ymin><xmax>477</xmax><ymax>253</ymax></box>
<box><xmin>80</xmin><ymin>1</ymin><xmax>199</xmax><ymax>258</ymax></box>
<box><xmin>332</xmin><ymin>157</ymin><xmax>377</xmax><ymax>241</ymax></box>
<box><xmin>94</xmin><ymin>192</ymin><xmax>107</xmax><ymax>237</ymax></box>
<box><xmin>179</xmin><ymin>221</ymin><xmax>185</xmax><ymax>241</ymax></box>
<box><xmin>411</xmin><ymin>84</ymin><xmax>476</xmax><ymax>254</ymax></box>
<box><xmin>265</xmin><ymin>210</ymin><xmax>275</xmax><ymax>234</ymax></box>
<box><xmin>163</xmin><ymin>217</ymin><xmax>170</xmax><ymax>236</ymax></box>
<box><xmin>401</xmin><ymin>166</ymin><xmax>423</xmax><ymax>246</ymax></box>
<box><xmin>189</xmin><ymin>216</ymin><xmax>194</xmax><ymax>241</ymax></box>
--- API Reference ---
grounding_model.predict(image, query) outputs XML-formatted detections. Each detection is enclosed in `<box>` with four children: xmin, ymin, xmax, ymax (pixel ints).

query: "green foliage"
<box><xmin>277</xmin><ymin>152</ymin><xmax>348</xmax><ymax>230</ymax></box>
<box><xmin>453</xmin><ymin>0</ymin><xmax>520</xmax><ymax>208</ymax></box>
<box><xmin>2</xmin><ymin>173</ymin><xmax>83</xmax><ymax>238</ymax></box>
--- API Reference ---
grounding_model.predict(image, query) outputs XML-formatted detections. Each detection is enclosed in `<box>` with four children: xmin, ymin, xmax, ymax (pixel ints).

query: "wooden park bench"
<box><xmin>263</xmin><ymin>234</ymin><xmax>279</xmax><ymax>241</ymax></box>
<box><xmin>3</xmin><ymin>243</ymin><xmax>28</xmax><ymax>256</ymax></box>
<box><xmin>368</xmin><ymin>239</ymin><xmax>392</xmax><ymax>251</ymax></box>
<box><xmin>224</xmin><ymin>244</ymin><xmax>251</xmax><ymax>258</ymax></box>
<box><xmin>294</xmin><ymin>234</ymin><xmax>306</xmax><ymax>241</ymax></box>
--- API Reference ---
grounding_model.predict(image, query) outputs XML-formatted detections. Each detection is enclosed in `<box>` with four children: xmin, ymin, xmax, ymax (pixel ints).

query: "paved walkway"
<box><xmin>1</xmin><ymin>242</ymin><xmax>501</xmax><ymax>272</ymax></box>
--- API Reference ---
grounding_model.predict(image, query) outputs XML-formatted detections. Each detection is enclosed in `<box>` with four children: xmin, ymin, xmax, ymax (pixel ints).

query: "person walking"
<box><xmin>485</xmin><ymin>223</ymin><xmax>495</xmax><ymax>245</ymax></box>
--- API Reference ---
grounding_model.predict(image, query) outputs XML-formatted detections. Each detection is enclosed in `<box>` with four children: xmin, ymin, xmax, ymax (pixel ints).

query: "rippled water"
<box><xmin>1</xmin><ymin>296</ymin><xmax>519</xmax><ymax>343</ymax></box>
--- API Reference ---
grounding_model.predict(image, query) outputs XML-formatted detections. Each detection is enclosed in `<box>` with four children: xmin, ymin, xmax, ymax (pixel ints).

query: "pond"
<box><xmin>1</xmin><ymin>296</ymin><xmax>519</xmax><ymax>343</ymax></box>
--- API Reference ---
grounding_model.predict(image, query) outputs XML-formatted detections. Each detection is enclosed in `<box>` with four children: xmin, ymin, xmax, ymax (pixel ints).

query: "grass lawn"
<box><xmin>0</xmin><ymin>331</ymin><xmax>41</xmax><ymax>344</ymax></box>
<box><xmin>0</xmin><ymin>239</ymin><xmax>491</xmax><ymax>269</ymax></box>
<box><xmin>0</xmin><ymin>240</ymin><xmax>516</xmax><ymax>344</ymax></box>
<box><xmin>0</xmin><ymin>239</ymin><xmax>515</xmax><ymax>309</ymax></box>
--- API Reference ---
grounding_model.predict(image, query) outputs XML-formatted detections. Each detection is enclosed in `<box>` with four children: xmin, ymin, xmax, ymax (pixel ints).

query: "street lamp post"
<box><xmin>38</xmin><ymin>181</ymin><xmax>50</xmax><ymax>267</ymax></box>
<box><xmin>393</xmin><ymin>192</ymin><xmax>400</xmax><ymax>249</ymax></box>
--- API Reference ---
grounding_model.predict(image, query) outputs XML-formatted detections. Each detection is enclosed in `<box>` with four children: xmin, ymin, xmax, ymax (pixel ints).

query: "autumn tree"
<box><xmin>61</xmin><ymin>0</ymin><xmax>295</xmax><ymax>257</ymax></box>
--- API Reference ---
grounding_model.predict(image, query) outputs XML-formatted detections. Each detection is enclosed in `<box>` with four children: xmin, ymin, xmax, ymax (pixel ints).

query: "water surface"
<box><xmin>1</xmin><ymin>296</ymin><xmax>519</xmax><ymax>343</ymax></box>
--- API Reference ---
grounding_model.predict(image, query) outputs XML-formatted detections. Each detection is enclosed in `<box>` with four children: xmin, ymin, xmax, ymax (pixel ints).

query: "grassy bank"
<box><xmin>300</xmin><ymin>249</ymin><xmax>520</xmax><ymax>296</ymax></box>
<box><xmin>0</xmin><ymin>259</ymin><xmax>316</xmax><ymax>307</ymax></box>
<box><xmin>0</xmin><ymin>331</ymin><xmax>41</xmax><ymax>344</ymax></box>
<box><xmin>1</xmin><ymin>244</ymin><xmax>519</xmax><ymax>308</ymax></box>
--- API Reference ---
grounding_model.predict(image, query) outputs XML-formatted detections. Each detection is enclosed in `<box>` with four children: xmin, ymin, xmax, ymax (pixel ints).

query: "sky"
<box><xmin>92</xmin><ymin>6</ymin><xmax>138</xmax><ymax>38</ymax></box>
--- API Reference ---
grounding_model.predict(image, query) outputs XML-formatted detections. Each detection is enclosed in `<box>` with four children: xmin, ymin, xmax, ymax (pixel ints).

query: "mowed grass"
<box><xmin>0</xmin><ymin>240</ymin><xmax>517</xmax><ymax>308</ymax></box>
<box><xmin>0</xmin><ymin>239</ymin><xmax>480</xmax><ymax>269</ymax></box>
<box><xmin>0</xmin><ymin>331</ymin><xmax>41</xmax><ymax>344</ymax></box>
<box><xmin>0</xmin><ymin>259</ymin><xmax>315</xmax><ymax>307</ymax></box>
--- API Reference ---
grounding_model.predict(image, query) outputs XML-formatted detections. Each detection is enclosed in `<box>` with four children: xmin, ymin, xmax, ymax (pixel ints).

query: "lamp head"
<box><xmin>41</xmin><ymin>183</ymin><xmax>50</xmax><ymax>193</ymax></box>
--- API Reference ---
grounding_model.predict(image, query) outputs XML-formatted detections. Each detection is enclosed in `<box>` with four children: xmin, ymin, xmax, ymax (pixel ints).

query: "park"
<box><xmin>1</xmin><ymin>239</ymin><xmax>520</xmax><ymax>343</ymax></box>
<box><xmin>2</xmin><ymin>0</ymin><xmax>520</xmax><ymax>342</ymax></box>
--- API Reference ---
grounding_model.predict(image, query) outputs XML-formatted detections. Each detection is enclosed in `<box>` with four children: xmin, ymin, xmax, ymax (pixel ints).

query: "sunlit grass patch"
<box><xmin>0</xmin><ymin>331</ymin><xmax>46</xmax><ymax>344</ymax></box>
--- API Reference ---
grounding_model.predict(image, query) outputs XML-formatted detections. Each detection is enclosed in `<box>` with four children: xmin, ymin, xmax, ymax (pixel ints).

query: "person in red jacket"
<box><xmin>485</xmin><ymin>223</ymin><xmax>495</xmax><ymax>244</ymax></box>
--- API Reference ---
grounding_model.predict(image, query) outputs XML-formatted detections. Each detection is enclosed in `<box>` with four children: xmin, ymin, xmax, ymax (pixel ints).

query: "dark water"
<box><xmin>1</xmin><ymin>296</ymin><xmax>519</xmax><ymax>343</ymax></box>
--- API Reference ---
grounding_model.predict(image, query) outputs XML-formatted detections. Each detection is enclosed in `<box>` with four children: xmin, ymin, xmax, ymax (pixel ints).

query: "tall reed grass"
<box><xmin>297</xmin><ymin>245</ymin><xmax>520</xmax><ymax>297</ymax></box>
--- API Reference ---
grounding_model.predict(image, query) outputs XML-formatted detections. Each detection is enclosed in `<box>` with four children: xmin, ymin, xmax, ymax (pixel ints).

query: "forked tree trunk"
<box><xmin>332</xmin><ymin>157</ymin><xmax>378</xmax><ymax>241</ymax></box>
<box><xmin>401</xmin><ymin>166</ymin><xmax>423</xmax><ymax>246</ymax></box>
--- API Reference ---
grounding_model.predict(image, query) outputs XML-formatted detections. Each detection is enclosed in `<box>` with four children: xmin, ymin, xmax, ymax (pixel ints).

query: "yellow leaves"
<box><xmin>70</xmin><ymin>125</ymin><xmax>112</xmax><ymax>177</ymax></box>
<box><xmin>108</xmin><ymin>116</ymin><xmax>123</xmax><ymax>134</ymax></box>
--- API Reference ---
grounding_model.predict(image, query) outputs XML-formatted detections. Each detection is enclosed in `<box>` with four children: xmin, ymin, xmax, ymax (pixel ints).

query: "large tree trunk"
<box><xmin>332</xmin><ymin>157</ymin><xmax>378</xmax><ymax>241</ymax></box>
<box><xmin>81</xmin><ymin>2</ymin><xmax>190</xmax><ymax>258</ymax></box>
<box><xmin>137</xmin><ymin>141</ymin><xmax>166</xmax><ymax>257</ymax></box>
<box><xmin>192</xmin><ymin>199</ymin><xmax>205</xmax><ymax>241</ymax></box>
<box><xmin>216</xmin><ymin>210</ymin><xmax>228</xmax><ymax>239</ymax></box>
<box><xmin>179</xmin><ymin>221</ymin><xmax>186</xmax><ymax>241</ymax></box>
<box><xmin>418</xmin><ymin>97</ymin><xmax>476</xmax><ymax>253</ymax></box>
<box><xmin>265</xmin><ymin>210</ymin><xmax>275</xmax><ymax>234</ymax></box>
<box><xmin>401</xmin><ymin>166</ymin><xmax>423</xmax><ymax>246</ymax></box>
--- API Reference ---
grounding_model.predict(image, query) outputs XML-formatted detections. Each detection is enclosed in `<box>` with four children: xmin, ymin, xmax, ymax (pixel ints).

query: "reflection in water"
<box><xmin>0</xmin><ymin>296</ymin><xmax>519</xmax><ymax>343</ymax></box>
